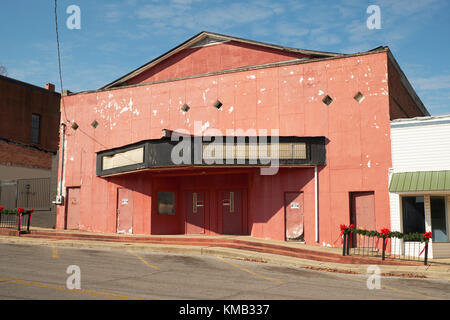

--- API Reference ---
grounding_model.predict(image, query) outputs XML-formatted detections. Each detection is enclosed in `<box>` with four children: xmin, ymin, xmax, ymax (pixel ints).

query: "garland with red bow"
<box><xmin>16</xmin><ymin>208</ymin><xmax>34</xmax><ymax>214</ymax></box>
<box><xmin>338</xmin><ymin>225</ymin><xmax>431</xmax><ymax>243</ymax></box>
<box><xmin>340</xmin><ymin>224</ymin><xmax>355</xmax><ymax>235</ymax></box>
<box><xmin>0</xmin><ymin>206</ymin><xmax>34</xmax><ymax>215</ymax></box>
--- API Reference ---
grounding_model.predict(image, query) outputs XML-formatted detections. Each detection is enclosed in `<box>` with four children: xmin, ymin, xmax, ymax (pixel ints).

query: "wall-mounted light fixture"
<box><xmin>71</xmin><ymin>122</ymin><xmax>79</xmax><ymax>130</ymax></box>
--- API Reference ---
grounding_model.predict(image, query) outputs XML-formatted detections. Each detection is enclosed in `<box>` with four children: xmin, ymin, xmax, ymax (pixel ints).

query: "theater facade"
<box><xmin>56</xmin><ymin>32</ymin><xmax>429</xmax><ymax>246</ymax></box>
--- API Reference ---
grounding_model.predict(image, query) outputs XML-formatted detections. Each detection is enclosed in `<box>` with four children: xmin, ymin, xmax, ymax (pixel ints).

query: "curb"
<box><xmin>1</xmin><ymin>235</ymin><xmax>448</xmax><ymax>281</ymax></box>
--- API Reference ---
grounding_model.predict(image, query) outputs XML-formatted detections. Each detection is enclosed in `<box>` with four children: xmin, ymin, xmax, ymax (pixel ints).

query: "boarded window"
<box><xmin>31</xmin><ymin>114</ymin><xmax>41</xmax><ymax>144</ymax></box>
<box><xmin>158</xmin><ymin>192</ymin><xmax>175</xmax><ymax>215</ymax></box>
<box><xmin>102</xmin><ymin>147</ymin><xmax>144</xmax><ymax>170</ymax></box>
<box><xmin>402</xmin><ymin>196</ymin><xmax>425</xmax><ymax>235</ymax></box>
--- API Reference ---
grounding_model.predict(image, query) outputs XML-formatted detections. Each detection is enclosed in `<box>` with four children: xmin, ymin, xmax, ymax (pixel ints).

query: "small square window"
<box><xmin>354</xmin><ymin>92</ymin><xmax>365</xmax><ymax>103</ymax></box>
<box><xmin>213</xmin><ymin>100</ymin><xmax>223</xmax><ymax>109</ymax></box>
<box><xmin>181</xmin><ymin>104</ymin><xmax>190</xmax><ymax>112</ymax></box>
<box><xmin>322</xmin><ymin>95</ymin><xmax>333</xmax><ymax>106</ymax></box>
<box><xmin>158</xmin><ymin>192</ymin><xmax>175</xmax><ymax>215</ymax></box>
<box><xmin>71</xmin><ymin>122</ymin><xmax>79</xmax><ymax>130</ymax></box>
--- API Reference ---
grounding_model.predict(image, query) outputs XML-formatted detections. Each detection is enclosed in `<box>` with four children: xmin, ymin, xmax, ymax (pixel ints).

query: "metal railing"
<box><xmin>342</xmin><ymin>229</ymin><xmax>429</xmax><ymax>265</ymax></box>
<box><xmin>0</xmin><ymin>210</ymin><xmax>32</xmax><ymax>233</ymax></box>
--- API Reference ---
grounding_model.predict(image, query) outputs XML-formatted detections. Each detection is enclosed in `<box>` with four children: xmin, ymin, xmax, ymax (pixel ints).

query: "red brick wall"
<box><xmin>0</xmin><ymin>76</ymin><xmax>61</xmax><ymax>152</ymax></box>
<box><xmin>0</xmin><ymin>140</ymin><xmax>53</xmax><ymax>170</ymax></box>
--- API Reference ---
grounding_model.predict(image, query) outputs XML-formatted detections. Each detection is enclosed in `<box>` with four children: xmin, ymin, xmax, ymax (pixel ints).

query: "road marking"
<box><xmin>216</xmin><ymin>256</ymin><xmax>286</xmax><ymax>285</ymax></box>
<box><xmin>127</xmin><ymin>250</ymin><xmax>160</xmax><ymax>271</ymax></box>
<box><xmin>52</xmin><ymin>246</ymin><xmax>59</xmax><ymax>259</ymax></box>
<box><xmin>0</xmin><ymin>278</ymin><xmax>149</xmax><ymax>300</ymax></box>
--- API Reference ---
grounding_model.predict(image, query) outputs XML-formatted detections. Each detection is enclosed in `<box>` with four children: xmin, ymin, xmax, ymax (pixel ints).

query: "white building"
<box><xmin>389</xmin><ymin>115</ymin><xmax>450</xmax><ymax>259</ymax></box>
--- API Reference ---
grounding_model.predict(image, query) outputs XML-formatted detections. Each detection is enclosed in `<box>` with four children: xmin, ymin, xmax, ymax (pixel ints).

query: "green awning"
<box><xmin>389</xmin><ymin>171</ymin><xmax>450</xmax><ymax>192</ymax></box>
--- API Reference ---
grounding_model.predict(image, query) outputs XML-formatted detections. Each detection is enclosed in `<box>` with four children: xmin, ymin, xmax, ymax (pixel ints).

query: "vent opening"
<box><xmin>213</xmin><ymin>100</ymin><xmax>223</xmax><ymax>109</ymax></box>
<box><xmin>354</xmin><ymin>92</ymin><xmax>365</xmax><ymax>103</ymax></box>
<box><xmin>181</xmin><ymin>104</ymin><xmax>190</xmax><ymax>112</ymax></box>
<box><xmin>322</xmin><ymin>95</ymin><xmax>333</xmax><ymax>106</ymax></box>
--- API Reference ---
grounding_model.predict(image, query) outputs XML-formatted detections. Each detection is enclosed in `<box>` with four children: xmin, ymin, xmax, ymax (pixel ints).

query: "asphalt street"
<box><xmin>0</xmin><ymin>242</ymin><xmax>449</xmax><ymax>300</ymax></box>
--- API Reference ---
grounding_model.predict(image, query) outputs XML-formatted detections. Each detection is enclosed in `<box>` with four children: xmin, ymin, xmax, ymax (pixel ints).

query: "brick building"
<box><xmin>56</xmin><ymin>32</ymin><xmax>429</xmax><ymax>246</ymax></box>
<box><xmin>0</xmin><ymin>75</ymin><xmax>60</xmax><ymax>227</ymax></box>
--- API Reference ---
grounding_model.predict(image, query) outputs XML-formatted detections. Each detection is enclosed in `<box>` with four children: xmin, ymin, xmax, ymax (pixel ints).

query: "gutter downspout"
<box><xmin>58</xmin><ymin>123</ymin><xmax>66</xmax><ymax>200</ymax></box>
<box><xmin>315</xmin><ymin>165</ymin><xmax>319</xmax><ymax>243</ymax></box>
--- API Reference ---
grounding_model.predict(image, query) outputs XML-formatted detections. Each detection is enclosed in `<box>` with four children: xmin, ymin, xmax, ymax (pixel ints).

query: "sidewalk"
<box><xmin>1</xmin><ymin>227</ymin><xmax>449</xmax><ymax>281</ymax></box>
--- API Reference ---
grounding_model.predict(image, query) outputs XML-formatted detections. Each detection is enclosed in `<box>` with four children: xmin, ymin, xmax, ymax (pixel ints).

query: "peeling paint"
<box><xmin>201</xmin><ymin>121</ymin><xmax>210</xmax><ymax>132</ymax></box>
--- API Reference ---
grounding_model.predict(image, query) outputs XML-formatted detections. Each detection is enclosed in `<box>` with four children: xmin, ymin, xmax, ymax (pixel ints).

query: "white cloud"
<box><xmin>412</xmin><ymin>75</ymin><xmax>450</xmax><ymax>90</ymax></box>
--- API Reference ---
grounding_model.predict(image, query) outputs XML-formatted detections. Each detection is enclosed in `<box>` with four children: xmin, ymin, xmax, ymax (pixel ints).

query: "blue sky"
<box><xmin>1</xmin><ymin>0</ymin><xmax>449</xmax><ymax>115</ymax></box>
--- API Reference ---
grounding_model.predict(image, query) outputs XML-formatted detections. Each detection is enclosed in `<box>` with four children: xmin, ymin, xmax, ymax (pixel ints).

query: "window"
<box><xmin>158</xmin><ymin>192</ymin><xmax>175</xmax><ymax>215</ymax></box>
<box><xmin>354</xmin><ymin>91</ymin><xmax>365</xmax><ymax>103</ymax></box>
<box><xmin>430</xmin><ymin>196</ymin><xmax>448</xmax><ymax>242</ymax></box>
<box><xmin>402</xmin><ymin>196</ymin><xmax>425</xmax><ymax>235</ymax></box>
<box><xmin>31</xmin><ymin>114</ymin><xmax>41</xmax><ymax>144</ymax></box>
<box><xmin>322</xmin><ymin>95</ymin><xmax>333</xmax><ymax>106</ymax></box>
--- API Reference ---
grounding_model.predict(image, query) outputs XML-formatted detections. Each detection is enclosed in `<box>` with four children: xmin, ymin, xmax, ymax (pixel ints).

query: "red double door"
<box><xmin>185</xmin><ymin>190</ymin><xmax>244</xmax><ymax>235</ymax></box>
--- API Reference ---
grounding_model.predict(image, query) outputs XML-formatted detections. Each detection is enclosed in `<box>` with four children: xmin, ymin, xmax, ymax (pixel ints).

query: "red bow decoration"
<box><xmin>17</xmin><ymin>208</ymin><xmax>25</xmax><ymax>214</ymax></box>
<box><xmin>380</xmin><ymin>228</ymin><xmax>390</xmax><ymax>237</ymax></box>
<box><xmin>419</xmin><ymin>232</ymin><xmax>432</xmax><ymax>256</ymax></box>
<box><xmin>340</xmin><ymin>224</ymin><xmax>347</xmax><ymax>235</ymax></box>
<box><xmin>379</xmin><ymin>228</ymin><xmax>391</xmax><ymax>253</ymax></box>
<box><xmin>349</xmin><ymin>224</ymin><xmax>355</xmax><ymax>229</ymax></box>
<box><xmin>0</xmin><ymin>206</ymin><xmax>3</xmax><ymax>211</ymax></box>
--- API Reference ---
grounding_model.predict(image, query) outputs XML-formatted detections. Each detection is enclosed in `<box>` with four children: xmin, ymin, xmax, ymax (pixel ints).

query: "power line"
<box><xmin>52</xmin><ymin>1</ymin><xmax>141</xmax><ymax>167</ymax></box>
<box><xmin>54</xmin><ymin>0</ymin><xmax>69</xmax><ymax>123</ymax></box>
